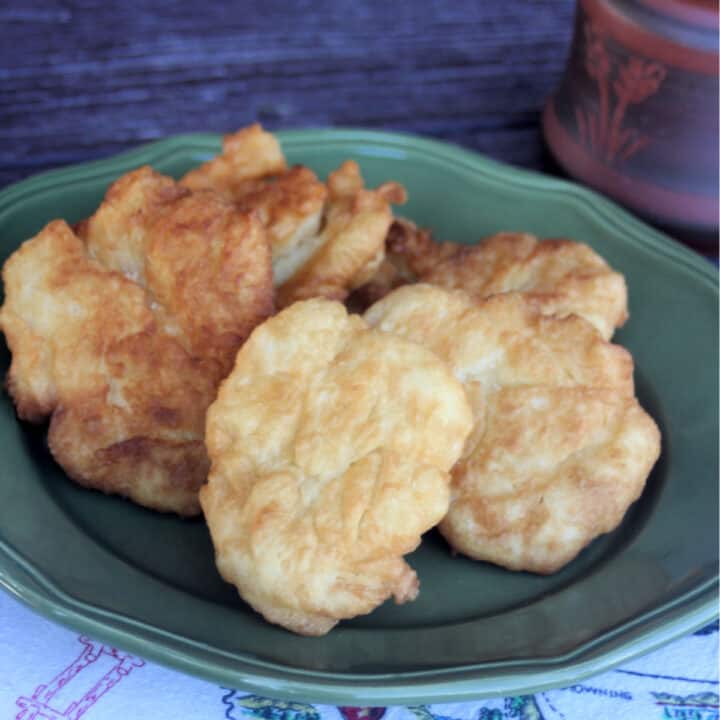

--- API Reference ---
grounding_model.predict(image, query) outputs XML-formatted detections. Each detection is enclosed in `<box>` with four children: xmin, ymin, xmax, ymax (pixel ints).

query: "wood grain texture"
<box><xmin>0</xmin><ymin>0</ymin><xmax>575</xmax><ymax>188</ymax></box>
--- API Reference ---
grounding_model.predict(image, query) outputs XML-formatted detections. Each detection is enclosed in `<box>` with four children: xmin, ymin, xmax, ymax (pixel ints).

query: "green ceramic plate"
<box><xmin>0</xmin><ymin>130</ymin><xmax>716</xmax><ymax>705</ymax></box>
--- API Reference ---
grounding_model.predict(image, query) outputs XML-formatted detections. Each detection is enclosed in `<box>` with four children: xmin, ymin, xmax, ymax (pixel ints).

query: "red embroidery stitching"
<box><xmin>15</xmin><ymin>636</ymin><xmax>144</xmax><ymax>720</ymax></box>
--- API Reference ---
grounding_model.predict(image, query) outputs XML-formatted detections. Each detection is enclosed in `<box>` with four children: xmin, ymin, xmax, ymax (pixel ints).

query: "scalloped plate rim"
<box><xmin>0</xmin><ymin>128</ymin><xmax>716</xmax><ymax>705</ymax></box>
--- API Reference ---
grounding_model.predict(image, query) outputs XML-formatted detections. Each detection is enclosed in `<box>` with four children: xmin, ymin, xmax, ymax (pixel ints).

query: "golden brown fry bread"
<box><xmin>275</xmin><ymin>161</ymin><xmax>406</xmax><ymax>308</ymax></box>
<box><xmin>180</xmin><ymin>123</ymin><xmax>287</xmax><ymax>196</ymax></box>
<box><xmin>345</xmin><ymin>218</ymin><xmax>427</xmax><ymax>312</ymax></box>
<box><xmin>363</xmin><ymin>223</ymin><xmax>628</xmax><ymax>339</ymax></box>
<box><xmin>200</xmin><ymin>299</ymin><xmax>473</xmax><ymax>635</ymax></box>
<box><xmin>365</xmin><ymin>285</ymin><xmax>660</xmax><ymax>574</ymax></box>
<box><xmin>230</xmin><ymin>165</ymin><xmax>328</xmax><ymax>285</ymax></box>
<box><xmin>180</xmin><ymin>125</ymin><xmax>406</xmax><ymax>305</ymax></box>
<box><xmin>180</xmin><ymin>126</ymin><xmax>328</xmax><ymax>286</ymax></box>
<box><xmin>78</xmin><ymin>166</ymin><xmax>273</xmax><ymax>378</ymax></box>
<box><xmin>1</xmin><ymin>168</ymin><xmax>273</xmax><ymax>515</ymax></box>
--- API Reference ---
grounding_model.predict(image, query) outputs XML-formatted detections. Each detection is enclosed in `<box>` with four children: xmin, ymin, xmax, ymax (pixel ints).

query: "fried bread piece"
<box><xmin>180</xmin><ymin>127</ymin><xmax>328</xmax><ymax>287</ymax></box>
<box><xmin>359</xmin><ymin>223</ymin><xmax>628</xmax><ymax>339</ymax></box>
<box><xmin>180</xmin><ymin>123</ymin><xmax>287</xmax><ymax>197</ymax></box>
<box><xmin>365</xmin><ymin>285</ymin><xmax>660</xmax><ymax>573</ymax></box>
<box><xmin>1</xmin><ymin>168</ymin><xmax>273</xmax><ymax>515</ymax></box>
<box><xmin>75</xmin><ymin>165</ymin><xmax>186</xmax><ymax>283</ymax></box>
<box><xmin>180</xmin><ymin>125</ymin><xmax>406</xmax><ymax>305</ymax></box>
<box><xmin>231</xmin><ymin>165</ymin><xmax>328</xmax><ymax>285</ymax></box>
<box><xmin>275</xmin><ymin>161</ymin><xmax>406</xmax><ymax>308</ymax></box>
<box><xmin>345</xmin><ymin>218</ymin><xmax>425</xmax><ymax>312</ymax></box>
<box><xmin>77</xmin><ymin>166</ymin><xmax>273</xmax><ymax>378</ymax></box>
<box><xmin>0</xmin><ymin>221</ymin><xmax>213</xmax><ymax>514</ymax></box>
<box><xmin>200</xmin><ymin>299</ymin><xmax>473</xmax><ymax>635</ymax></box>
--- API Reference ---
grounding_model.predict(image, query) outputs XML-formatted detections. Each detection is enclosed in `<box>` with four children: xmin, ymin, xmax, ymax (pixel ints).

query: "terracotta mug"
<box><xmin>543</xmin><ymin>0</ymin><xmax>718</xmax><ymax>249</ymax></box>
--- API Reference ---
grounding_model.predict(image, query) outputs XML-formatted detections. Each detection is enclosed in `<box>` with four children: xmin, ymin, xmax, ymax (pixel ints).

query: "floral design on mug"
<box><xmin>575</xmin><ymin>21</ymin><xmax>666</xmax><ymax>164</ymax></box>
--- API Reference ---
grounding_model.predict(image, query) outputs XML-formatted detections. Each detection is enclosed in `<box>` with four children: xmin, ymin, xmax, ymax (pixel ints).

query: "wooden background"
<box><xmin>1</xmin><ymin>0</ymin><xmax>575</xmax><ymax>189</ymax></box>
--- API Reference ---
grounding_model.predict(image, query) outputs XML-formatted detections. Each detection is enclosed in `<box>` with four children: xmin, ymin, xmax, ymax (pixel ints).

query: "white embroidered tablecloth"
<box><xmin>1</xmin><ymin>590</ymin><xmax>717</xmax><ymax>720</ymax></box>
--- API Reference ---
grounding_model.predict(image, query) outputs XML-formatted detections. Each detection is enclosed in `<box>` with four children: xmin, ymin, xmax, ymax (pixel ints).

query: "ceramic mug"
<box><xmin>543</xmin><ymin>0</ymin><xmax>718</xmax><ymax>248</ymax></box>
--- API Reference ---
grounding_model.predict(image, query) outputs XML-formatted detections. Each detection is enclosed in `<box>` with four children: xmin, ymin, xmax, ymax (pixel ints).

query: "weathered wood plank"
<box><xmin>0</xmin><ymin>0</ymin><xmax>576</xmax><ymax>187</ymax></box>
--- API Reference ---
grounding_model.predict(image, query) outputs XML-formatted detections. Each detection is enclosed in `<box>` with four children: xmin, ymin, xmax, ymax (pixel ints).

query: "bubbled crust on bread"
<box><xmin>141</xmin><ymin>190</ymin><xmax>272</xmax><ymax>377</ymax></box>
<box><xmin>365</xmin><ymin>284</ymin><xmax>660</xmax><ymax>573</ymax></box>
<box><xmin>79</xmin><ymin>166</ymin><xmax>274</xmax><ymax>378</ymax></box>
<box><xmin>365</xmin><ymin>285</ymin><xmax>634</xmax><ymax>396</ymax></box>
<box><xmin>0</xmin><ymin>166</ymin><xmax>274</xmax><ymax>515</ymax></box>
<box><xmin>76</xmin><ymin>165</ymin><xmax>186</xmax><ymax>284</ymax></box>
<box><xmin>1</xmin><ymin>221</ymin><xmax>154</xmax><ymax>423</ymax></box>
<box><xmin>369</xmin><ymin>226</ymin><xmax>628</xmax><ymax>339</ymax></box>
<box><xmin>445</xmin><ymin>386</ymin><xmax>660</xmax><ymax>573</ymax></box>
<box><xmin>200</xmin><ymin>299</ymin><xmax>473</xmax><ymax>635</ymax></box>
